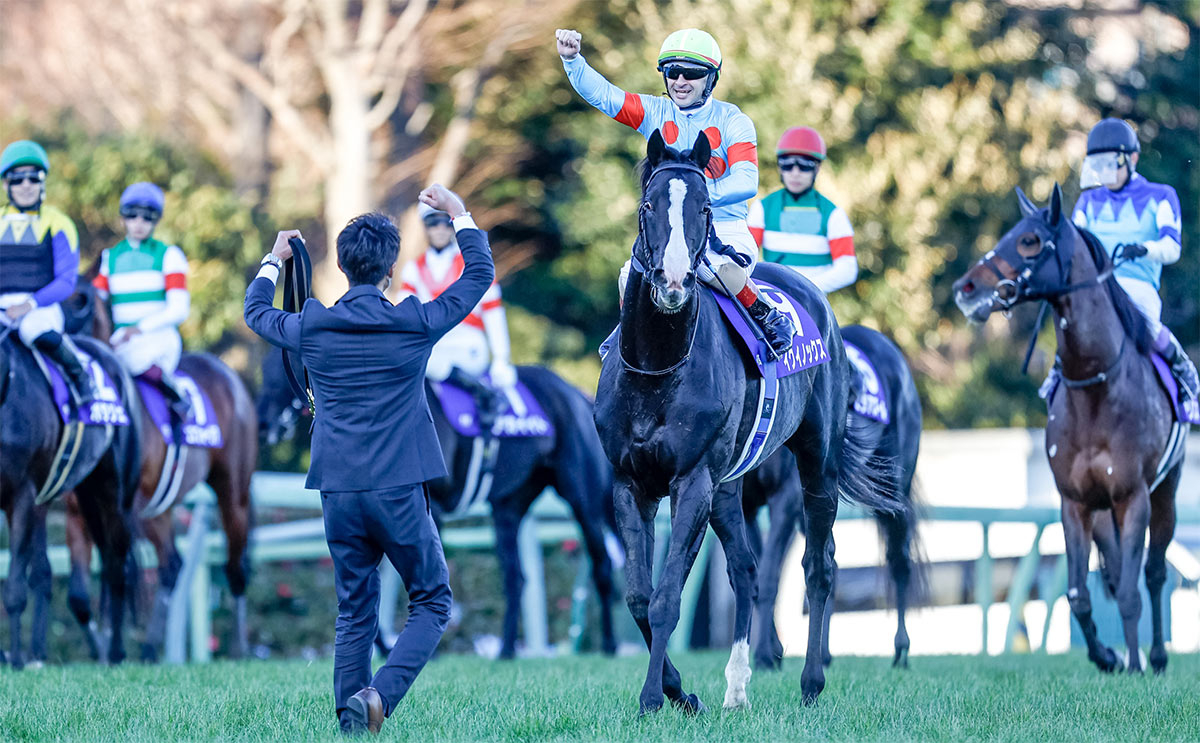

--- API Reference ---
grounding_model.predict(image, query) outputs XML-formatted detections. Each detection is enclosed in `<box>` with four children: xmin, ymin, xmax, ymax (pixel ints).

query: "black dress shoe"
<box><xmin>345</xmin><ymin>687</ymin><xmax>384</xmax><ymax>735</ymax></box>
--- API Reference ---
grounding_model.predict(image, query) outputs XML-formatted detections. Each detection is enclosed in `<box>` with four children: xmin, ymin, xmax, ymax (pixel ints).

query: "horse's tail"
<box><xmin>837</xmin><ymin>413</ymin><xmax>904</xmax><ymax>515</ymax></box>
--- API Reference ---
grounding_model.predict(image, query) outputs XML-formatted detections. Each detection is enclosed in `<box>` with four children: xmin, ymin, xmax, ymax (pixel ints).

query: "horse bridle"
<box><xmin>621</xmin><ymin>162</ymin><xmax>711</xmax><ymax>376</ymax></box>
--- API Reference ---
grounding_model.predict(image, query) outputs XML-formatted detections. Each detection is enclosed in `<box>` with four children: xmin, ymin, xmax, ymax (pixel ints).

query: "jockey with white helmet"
<box><xmin>400</xmin><ymin>203</ymin><xmax>516</xmax><ymax>424</ymax></box>
<box><xmin>556</xmin><ymin>27</ymin><xmax>794</xmax><ymax>357</ymax></box>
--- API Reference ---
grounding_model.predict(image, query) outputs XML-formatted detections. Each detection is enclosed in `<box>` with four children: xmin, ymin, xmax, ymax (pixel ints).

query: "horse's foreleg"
<box><xmin>28</xmin><ymin>512</ymin><xmax>52</xmax><ymax>665</ymax></box>
<box><xmin>820</xmin><ymin>556</ymin><xmax>837</xmax><ymax>667</ymax></box>
<box><xmin>799</xmin><ymin>490</ymin><xmax>837</xmax><ymax>705</ymax></box>
<box><xmin>212</xmin><ymin>458</ymin><xmax>253</xmax><ymax>659</ymax></box>
<box><xmin>490</xmin><ymin>498</ymin><xmax>530</xmax><ymax>660</ymax></box>
<box><xmin>3</xmin><ymin>491</ymin><xmax>37</xmax><ymax>669</ymax></box>
<box><xmin>751</xmin><ymin>485</ymin><xmax>799</xmax><ymax>671</ymax></box>
<box><xmin>709</xmin><ymin>482</ymin><xmax>757</xmax><ymax>710</ymax></box>
<box><xmin>65</xmin><ymin>493</ymin><xmax>102</xmax><ymax>660</ymax></box>
<box><xmin>141</xmin><ymin>513</ymin><xmax>181</xmax><ymax>663</ymax></box>
<box><xmin>643</xmin><ymin>475</ymin><xmax>711</xmax><ymax>716</ymax></box>
<box><xmin>1062</xmin><ymin>499</ymin><xmax>1118</xmax><ymax>672</ymax></box>
<box><xmin>879</xmin><ymin>510</ymin><xmax>912</xmax><ymax>668</ymax></box>
<box><xmin>1091</xmin><ymin>510</ymin><xmax>1121</xmax><ymax>598</ymax></box>
<box><xmin>1146</xmin><ymin>473</ymin><xmax>1178</xmax><ymax>674</ymax></box>
<box><xmin>1113</xmin><ymin>491</ymin><xmax>1150</xmax><ymax>673</ymax></box>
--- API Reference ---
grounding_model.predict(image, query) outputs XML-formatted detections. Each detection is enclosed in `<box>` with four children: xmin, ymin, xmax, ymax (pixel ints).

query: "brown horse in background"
<box><xmin>954</xmin><ymin>184</ymin><xmax>1180</xmax><ymax>674</ymax></box>
<box><xmin>60</xmin><ymin>273</ymin><xmax>257</xmax><ymax>661</ymax></box>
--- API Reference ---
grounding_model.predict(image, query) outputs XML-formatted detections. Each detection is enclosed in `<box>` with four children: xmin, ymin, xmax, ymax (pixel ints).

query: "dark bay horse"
<box><xmin>258</xmin><ymin>351</ymin><xmax>617</xmax><ymax>659</ymax></box>
<box><xmin>594</xmin><ymin>131</ymin><xmax>900</xmax><ymax>713</ymax></box>
<box><xmin>61</xmin><ymin>277</ymin><xmax>258</xmax><ymax>660</ymax></box>
<box><xmin>743</xmin><ymin>324</ymin><xmax>922</xmax><ymax>671</ymax></box>
<box><xmin>953</xmin><ymin>184</ymin><xmax>1178</xmax><ymax>674</ymax></box>
<box><xmin>1</xmin><ymin>329</ymin><xmax>142</xmax><ymax>667</ymax></box>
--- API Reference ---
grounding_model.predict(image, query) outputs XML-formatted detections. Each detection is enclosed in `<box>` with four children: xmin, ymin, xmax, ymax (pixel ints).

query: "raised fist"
<box><xmin>556</xmin><ymin>29</ymin><xmax>581</xmax><ymax>59</ymax></box>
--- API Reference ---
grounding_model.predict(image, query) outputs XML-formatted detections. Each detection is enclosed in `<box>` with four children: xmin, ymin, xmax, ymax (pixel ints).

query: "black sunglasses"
<box><xmin>778</xmin><ymin>157</ymin><xmax>818</xmax><ymax>173</ymax></box>
<box><xmin>5</xmin><ymin>172</ymin><xmax>44</xmax><ymax>186</ymax></box>
<box><xmin>120</xmin><ymin>205</ymin><xmax>161</xmax><ymax>221</ymax></box>
<box><xmin>661</xmin><ymin>65</ymin><xmax>710</xmax><ymax>81</ymax></box>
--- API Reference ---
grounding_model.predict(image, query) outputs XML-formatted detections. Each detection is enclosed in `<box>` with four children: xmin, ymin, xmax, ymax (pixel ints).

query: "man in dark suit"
<box><xmin>244</xmin><ymin>184</ymin><xmax>493</xmax><ymax>735</ymax></box>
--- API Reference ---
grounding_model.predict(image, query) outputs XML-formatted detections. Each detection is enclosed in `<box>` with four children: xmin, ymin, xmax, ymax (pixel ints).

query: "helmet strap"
<box><xmin>5</xmin><ymin>182</ymin><xmax>44</xmax><ymax>213</ymax></box>
<box><xmin>663</xmin><ymin>70</ymin><xmax>717</xmax><ymax>111</ymax></box>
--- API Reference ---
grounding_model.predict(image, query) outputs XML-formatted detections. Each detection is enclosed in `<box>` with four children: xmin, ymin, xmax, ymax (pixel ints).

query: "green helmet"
<box><xmin>657</xmin><ymin>29</ymin><xmax>722</xmax><ymax>80</ymax></box>
<box><xmin>1</xmin><ymin>140</ymin><xmax>50</xmax><ymax>177</ymax></box>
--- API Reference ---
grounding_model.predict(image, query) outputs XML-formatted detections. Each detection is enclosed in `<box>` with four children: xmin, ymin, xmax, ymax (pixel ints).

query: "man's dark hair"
<box><xmin>337</xmin><ymin>212</ymin><xmax>400</xmax><ymax>286</ymax></box>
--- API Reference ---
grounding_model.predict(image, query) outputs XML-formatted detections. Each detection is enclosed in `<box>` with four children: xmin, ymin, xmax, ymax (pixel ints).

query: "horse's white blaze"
<box><xmin>662</xmin><ymin>178</ymin><xmax>690</xmax><ymax>287</ymax></box>
<box><xmin>723</xmin><ymin>638</ymin><xmax>752</xmax><ymax>710</ymax></box>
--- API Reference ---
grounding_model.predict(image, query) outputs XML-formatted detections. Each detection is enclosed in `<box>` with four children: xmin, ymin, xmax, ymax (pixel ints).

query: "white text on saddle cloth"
<box><xmin>758</xmin><ymin>286</ymin><xmax>828</xmax><ymax>374</ymax></box>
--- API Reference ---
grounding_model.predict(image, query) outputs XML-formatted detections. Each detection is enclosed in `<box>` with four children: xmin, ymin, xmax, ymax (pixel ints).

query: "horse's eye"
<box><xmin>642</xmin><ymin>202</ymin><xmax>653</xmax><ymax>212</ymax></box>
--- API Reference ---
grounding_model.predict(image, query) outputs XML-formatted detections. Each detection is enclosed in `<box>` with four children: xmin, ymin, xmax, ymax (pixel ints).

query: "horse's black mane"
<box><xmin>1077</xmin><ymin>225</ymin><xmax>1154</xmax><ymax>355</ymax></box>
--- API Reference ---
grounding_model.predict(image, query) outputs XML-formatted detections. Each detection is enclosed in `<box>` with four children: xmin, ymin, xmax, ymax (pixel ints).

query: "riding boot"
<box><xmin>159</xmin><ymin>368</ymin><xmax>193</xmax><ymax>422</ymax></box>
<box><xmin>1155</xmin><ymin>328</ymin><xmax>1200</xmax><ymax>403</ymax></box>
<box><xmin>448</xmin><ymin>366</ymin><xmax>504</xmax><ymax>434</ymax></box>
<box><xmin>1038</xmin><ymin>357</ymin><xmax>1062</xmax><ymax>401</ymax></box>
<box><xmin>141</xmin><ymin>365</ymin><xmax>189</xmax><ymax>444</ymax></box>
<box><xmin>33</xmin><ymin>331</ymin><xmax>95</xmax><ymax>410</ymax></box>
<box><xmin>744</xmin><ymin>292</ymin><xmax>794</xmax><ymax>360</ymax></box>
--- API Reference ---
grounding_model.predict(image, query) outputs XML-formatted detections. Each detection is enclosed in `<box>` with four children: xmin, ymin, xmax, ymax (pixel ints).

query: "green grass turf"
<box><xmin>1</xmin><ymin>652</ymin><xmax>1198</xmax><ymax>742</ymax></box>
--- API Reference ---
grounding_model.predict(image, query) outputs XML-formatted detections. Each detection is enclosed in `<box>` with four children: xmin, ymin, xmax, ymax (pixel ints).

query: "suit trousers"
<box><xmin>321</xmin><ymin>484</ymin><xmax>452</xmax><ymax>726</ymax></box>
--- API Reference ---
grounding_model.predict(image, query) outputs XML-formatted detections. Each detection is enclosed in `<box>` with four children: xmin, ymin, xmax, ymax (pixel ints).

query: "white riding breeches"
<box><xmin>1116</xmin><ymin>276</ymin><xmax>1163</xmax><ymax>336</ymax></box>
<box><xmin>427</xmin><ymin>324</ymin><xmax>490</xmax><ymax>381</ymax></box>
<box><xmin>619</xmin><ymin>219</ymin><xmax>759</xmax><ymax>298</ymax></box>
<box><xmin>113</xmin><ymin>327</ymin><xmax>182</xmax><ymax>376</ymax></box>
<box><xmin>0</xmin><ymin>293</ymin><xmax>64</xmax><ymax>346</ymax></box>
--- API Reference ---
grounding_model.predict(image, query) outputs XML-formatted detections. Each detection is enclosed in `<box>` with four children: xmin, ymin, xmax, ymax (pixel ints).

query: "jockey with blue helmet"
<box><xmin>0</xmin><ymin>139</ymin><xmax>95</xmax><ymax>409</ymax></box>
<box><xmin>1041</xmin><ymin>118</ymin><xmax>1198</xmax><ymax>405</ymax></box>
<box><xmin>556</xmin><ymin>27</ymin><xmax>794</xmax><ymax>357</ymax></box>
<box><xmin>93</xmin><ymin>181</ymin><xmax>192</xmax><ymax>421</ymax></box>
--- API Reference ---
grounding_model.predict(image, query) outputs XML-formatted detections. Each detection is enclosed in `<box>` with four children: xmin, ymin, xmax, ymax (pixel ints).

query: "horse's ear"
<box><xmin>1048</xmin><ymin>182</ymin><xmax>1063</xmax><ymax>227</ymax></box>
<box><xmin>648</xmin><ymin>129</ymin><xmax>667</xmax><ymax>168</ymax></box>
<box><xmin>1015</xmin><ymin>186</ymin><xmax>1037</xmax><ymax>218</ymax></box>
<box><xmin>690</xmin><ymin>131</ymin><xmax>711</xmax><ymax>171</ymax></box>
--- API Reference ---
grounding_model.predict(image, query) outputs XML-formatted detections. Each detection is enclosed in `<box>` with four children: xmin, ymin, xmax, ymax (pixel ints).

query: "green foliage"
<box><xmin>6</xmin><ymin>118</ymin><xmax>267</xmax><ymax>350</ymax></box>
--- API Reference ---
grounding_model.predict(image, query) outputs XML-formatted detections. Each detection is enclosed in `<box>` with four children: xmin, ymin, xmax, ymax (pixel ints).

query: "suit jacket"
<box><xmin>245</xmin><ymin>225</ymin><xmax>495</xmax><ymax>491</ymax></box>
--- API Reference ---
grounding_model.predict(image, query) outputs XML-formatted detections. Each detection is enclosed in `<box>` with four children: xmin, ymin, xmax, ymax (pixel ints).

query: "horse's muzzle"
<box><xmin>649</xmin><ymin>269</ymin><xmax>692</xmax><ymax>313</ymax></box>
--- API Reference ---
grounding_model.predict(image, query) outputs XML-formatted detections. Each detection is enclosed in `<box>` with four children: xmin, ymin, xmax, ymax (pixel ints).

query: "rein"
<box><xmin>282</xmin><ymin>237</ymin><xmax>316</xmax><ymax>418</ymax></box>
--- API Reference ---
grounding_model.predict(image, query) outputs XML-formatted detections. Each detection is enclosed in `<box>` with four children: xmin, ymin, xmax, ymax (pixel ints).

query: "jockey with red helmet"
<box><xmin>748</xmin><ymin>127</ymin><xmax>858</xmax><ymax>294</ymax></box>
<box><xmin>556</xmin><ymin>27</ymin><xmax>794</xmax><ymax>357</ymax></box>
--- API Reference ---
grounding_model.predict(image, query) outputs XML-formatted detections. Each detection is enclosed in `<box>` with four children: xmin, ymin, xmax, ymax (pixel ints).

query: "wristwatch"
<box><xmin>261</xmin><ymin>253</ymin><xmax>284</xmax><ymax>269</ymax></box>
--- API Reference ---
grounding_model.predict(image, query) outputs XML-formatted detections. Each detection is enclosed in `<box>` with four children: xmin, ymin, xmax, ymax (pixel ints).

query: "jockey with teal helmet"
<box><xmin>0</xmin><ymin>139</ymin><xmax>95</xmax><ymax>409</ymax></box>
<box><xmin>556</xmin><ymin>27</ymin><xmax>794</xmax><ymax>357</ymax></box>
<box><xmin>749</xmin><ymin>126</ymin><xmax>859</xmax><ymax>294</ymax></box>
<box><xmin>1041</xmin><ymin>118</ymin><xmax>1198</xmax><ymax>406</ymax></box>
<box><xmin>93</xmin><ymin>181</ymin><xmax>193</xmax><ymax>422</ymax></box>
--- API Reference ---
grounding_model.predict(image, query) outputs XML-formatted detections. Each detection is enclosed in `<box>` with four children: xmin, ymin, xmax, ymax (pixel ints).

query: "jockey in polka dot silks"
<box><xmin>1041</xmin><ymin>118</ymin><xmax>1198</xmax><ymax>405</ymax></box>
<box><xmin>0</xmin><ymin>139</ymin><xmax>96</xmax><ymax>411</ymax></box>
<box><xmin>93</xmin><ymin>181</ymin><xmax>193</xmax><ymax>422</ymax></box>
<box><xmin>556</xmin><ymin>27</ymin><xmax>794</xmax><ymax>357</ymax></box>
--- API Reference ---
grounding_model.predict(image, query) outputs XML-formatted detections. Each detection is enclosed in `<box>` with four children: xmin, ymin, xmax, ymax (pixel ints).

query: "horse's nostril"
<box><xmin>962</xmin><ymin>281</ymin><xmax>975</xmax><ymax>294</ymax></box>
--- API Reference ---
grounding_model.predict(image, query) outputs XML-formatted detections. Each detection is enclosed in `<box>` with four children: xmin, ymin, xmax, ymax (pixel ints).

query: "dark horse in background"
<box><xmin>60</xmin><ymin>274</ymin><xmax>258</xmax><ymax>660</ymax></box>
<box><xmin>259</xmin><ymin>354</ymin><xmax>618</xmax><ymax>660</ymax></box>
<box><xmin>594</xmin><ymin>130</ymin><xmax>900</xmax><ymax>713</ymax></box>
<box><xmin>1</xmin><ymin>327</ymin><xmax>142</xmax><ymax>667</ymax></box>
<box><xmin>743</xmin><ymin>324</ymin><xmax>922</xmax><ymax>671</ymax></box>
<box><xmin>954</xmin><ymin>184</ymin><xmax>1181</xmax><ymax>674</ymax></box>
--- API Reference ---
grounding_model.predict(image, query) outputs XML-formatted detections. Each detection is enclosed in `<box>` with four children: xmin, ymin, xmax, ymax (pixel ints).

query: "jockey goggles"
<box><xmin>1079</xmin><ymin>151</ymin><xmax>1128</xmax><ymax>189</ymax></box>
<box><xmin>778</xmin><ymin>156</ymin><xmax>818</xmax><ymax>172</ymax></box>
<box><xmin>4</xmin><ymin>170</ymin><xmax>44</xmax><ymax>186</ymax></box>
<box><xmin>120</xmin><ymin>204</ymin><xmax>161</xmax><ymax>222</ymax></box>
<box><xmin>422</xmin><ymin>213</ymin><xmax>453</xmax><ymax>227</ymax></box>
<box><xmin>661</xmin><ymin>64</ymin><xmax>711</xmax><ymax>81</ymax></box>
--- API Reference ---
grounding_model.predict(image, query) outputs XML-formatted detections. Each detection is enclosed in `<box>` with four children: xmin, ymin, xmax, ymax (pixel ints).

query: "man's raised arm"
<box><xmin>412</xmin><ymin>185</ymin><xmax>495</xmax><ymax>340</ymax></box>
<box><xmin>244</xmin><ymin>230</ymin><xmax>303</xmax><ymax>352</ymax></box>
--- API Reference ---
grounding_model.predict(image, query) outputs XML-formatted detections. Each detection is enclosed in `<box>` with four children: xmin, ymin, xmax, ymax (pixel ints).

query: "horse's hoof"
<box><xmin>638</xmin><ymin>698</ymin><xmax>664</xmax><ymax>717</ymax></box>
<box><xmin>1096</xmin><ymin>646</ymin><xmax>1121</xmax><ymax>673</ymax></box>
<box><xmin>671</xmin><ymin>693</ymin><xmax>706</xmax><ymax>716</ymax></box>
<box><xmin>821</xmin><ymin>653</ymin><xmax>833</xmax><ymax>668</ymax></box>
<box><xmin>140</xmin><ymin>644</ymin><xmax>159</xmax><ymax>664</ymax></box>
<box><xmin>892</xmin><ymin>648</ymin><xmax>910</xmax><ymax>669</ymax></box>
<box><xmin>1149</xmin><ymin>646</ymin><xmax>1168</xmax><ymax>675</ymax></box>
<box><xmin>722</xmin><ymin>692</ymin><xmax>750</xmax><ymax>711</ymax></box>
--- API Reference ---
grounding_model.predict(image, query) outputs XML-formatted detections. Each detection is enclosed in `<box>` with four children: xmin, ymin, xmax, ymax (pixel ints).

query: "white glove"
<box><xmin>489</xmin><ymin>359</ymin><xmax>518</xmax><ymax>389</ymax></box>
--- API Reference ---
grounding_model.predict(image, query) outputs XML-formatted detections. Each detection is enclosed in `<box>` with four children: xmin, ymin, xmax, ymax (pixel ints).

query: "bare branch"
<box><xmin>368</xmin><ymin>0</ymin><xmax>430</xmax><ymax>89</ymax></box>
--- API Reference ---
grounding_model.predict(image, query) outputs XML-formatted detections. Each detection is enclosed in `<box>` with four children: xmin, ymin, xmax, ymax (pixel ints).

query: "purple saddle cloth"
<box><xmin>1150</xmin><ymin>353</ymin><xmax>1200</xmax><ymax>424</ymax></box>
<box><xmin>136</xmin><ymin>371</ymin><xmax>223</xmax><ymax>447</ymax></box>
<box><xmin>36</xmin><ymin>349</ymin><xmax>130</xmax><ymax>427</ymax></box>
<box><xmin>710</xmin><ymin>281</ymin><xmax>830</xmax><ymax>378</ymax></box>
<box><xmin>433</xmin><ymin>377</ymin><xmax>555</xmax><ymax>438</ymax></box>
<box><xmin>843</xmin><ymin>340</ymin><xmax>889</xmax><ymax>424</ymax></box>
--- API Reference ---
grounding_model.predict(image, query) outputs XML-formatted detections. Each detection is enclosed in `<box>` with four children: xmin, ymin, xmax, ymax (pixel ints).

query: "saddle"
<box><xmin>432</xmin><ymin>376</ymin><xmax>554</xmax><ymax>439</ymax></box>
<box><xmin>30</xmin><ymin>344</ymin><xmax>130</xmax><ymax>504</ymax></box>
<box><xmin>843</xmin><ymin>340</ymin><xmax>889</xmax><ymax>424</ymax></box>
<box><xmin>135</xmin><ymin>372</ymin><xmax>223</xmax><ymax>448</ymax></box>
